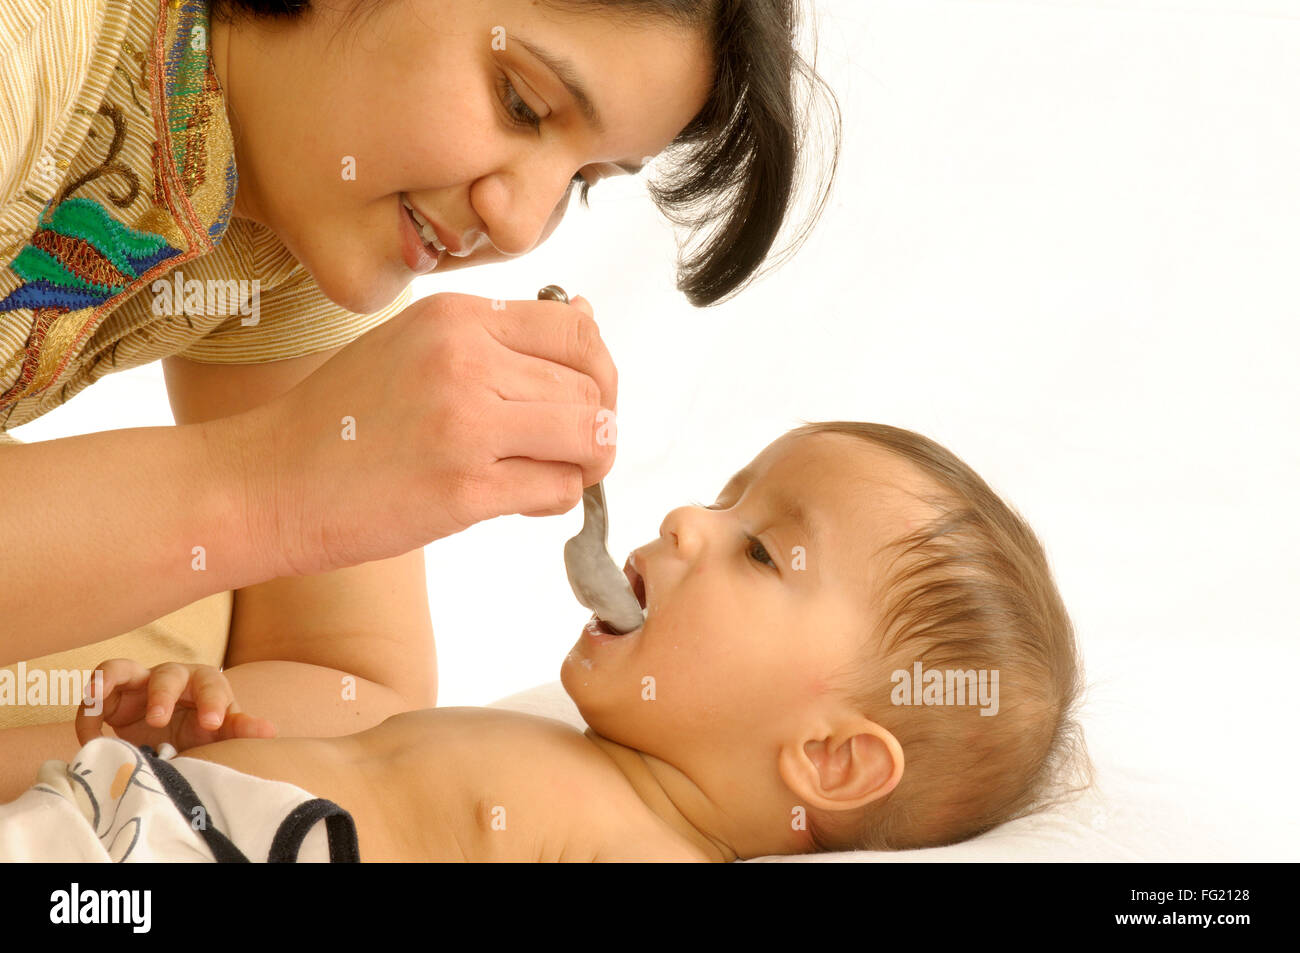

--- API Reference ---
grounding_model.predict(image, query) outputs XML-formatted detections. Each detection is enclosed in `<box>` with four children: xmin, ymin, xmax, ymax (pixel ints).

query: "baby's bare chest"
<box><xmin>343</xmin><ymin>710</ymin><xmax>708</xmax><ymax>861</ymax></box>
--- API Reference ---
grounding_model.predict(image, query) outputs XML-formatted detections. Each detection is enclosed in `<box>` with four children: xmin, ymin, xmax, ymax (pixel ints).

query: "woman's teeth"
<box><xmin>401</xmin><ymin>196</ymin><xmax>449</xmax><ymax>254</ymax></box>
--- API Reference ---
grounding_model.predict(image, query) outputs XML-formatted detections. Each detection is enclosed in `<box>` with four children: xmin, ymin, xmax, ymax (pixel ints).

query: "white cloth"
<box><xmin>0</xmin><ymin>736</ymin><xmax>345</xmax><ymax>862</ymax></box>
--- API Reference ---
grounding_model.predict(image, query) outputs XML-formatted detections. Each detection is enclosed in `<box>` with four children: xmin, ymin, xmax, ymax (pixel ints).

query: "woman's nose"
<box><xmin>483</xmin><ymin>166</ymin><xmax>578</xmax><ymax>256</ymax></box>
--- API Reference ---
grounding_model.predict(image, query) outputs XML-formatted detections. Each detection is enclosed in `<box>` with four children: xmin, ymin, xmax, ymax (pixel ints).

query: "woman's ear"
<box><xmin>777</xmin><ymin>718</ymin><xmax>904</xmax><ymax>814</ymax></box>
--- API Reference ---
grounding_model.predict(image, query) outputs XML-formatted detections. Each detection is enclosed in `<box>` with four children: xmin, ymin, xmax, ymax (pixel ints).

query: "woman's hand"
<box><xmin>75</xmin><ymin>659</ymin><xmax>276</xmax><ymax>752</ymax></box>
<box><xmin>245</xmin><ymin>291</ymin><xmax>618</xmax><ymax>577</ymax></box>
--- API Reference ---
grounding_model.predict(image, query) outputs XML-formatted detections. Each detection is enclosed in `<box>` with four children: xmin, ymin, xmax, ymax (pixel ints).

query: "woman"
<box><xmin>0</xmin><ymin>0</ymin><xmax>839</xmax><ymax>757</ymax></box>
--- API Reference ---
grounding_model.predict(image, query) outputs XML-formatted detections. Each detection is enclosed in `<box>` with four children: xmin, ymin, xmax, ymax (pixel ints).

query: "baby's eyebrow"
<box><xmin>772</xmin><ymin>490</ymin><xmax>819</xmax><ymax>548</ymax></box>
<box><xmin>716</xmin><ymin>471</ymin><xmax>819</xmax><ymax>548</ymax></box>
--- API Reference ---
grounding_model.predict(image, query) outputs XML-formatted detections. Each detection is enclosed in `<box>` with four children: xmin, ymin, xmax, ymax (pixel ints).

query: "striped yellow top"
<box><xmin>0</xmin><ymin>0</ymin><xmax>412</xmax><ymax>442</ymax></box>
<box><xmin>0</xmin><ymin>0</ymin><xmax>413</xmax><ymax>726</ymax></box>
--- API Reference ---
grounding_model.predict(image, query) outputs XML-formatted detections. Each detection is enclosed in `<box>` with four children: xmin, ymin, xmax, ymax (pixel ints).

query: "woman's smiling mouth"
<box><xmin>398</xmin><ymin>195</ymin><xmax>443</xmax><ymax>274</ymax></box>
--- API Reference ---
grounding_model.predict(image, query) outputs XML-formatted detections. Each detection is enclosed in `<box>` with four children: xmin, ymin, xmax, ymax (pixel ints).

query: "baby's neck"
<box><xmin>580</xmin><ymin>728</ymin><xmax>809</xmax><ymax>861</ymax></box>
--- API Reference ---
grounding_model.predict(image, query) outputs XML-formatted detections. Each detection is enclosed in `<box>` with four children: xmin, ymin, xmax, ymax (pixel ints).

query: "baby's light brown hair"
<box><xmin>793</xmin><ymin>421</ymin><xmax>1091</xmax><ymax>851</ymax></box>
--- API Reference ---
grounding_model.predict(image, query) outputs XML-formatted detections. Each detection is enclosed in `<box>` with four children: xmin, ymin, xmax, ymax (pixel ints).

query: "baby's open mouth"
<box><xmin>590</xmin><ymin>558</ymin><xmax>648</xmax><ymax>636</ymax></box>
<box><xmin>625</xmin><ymin>558</ymin><xmax>647</xmax><ymax>612</ymax></box>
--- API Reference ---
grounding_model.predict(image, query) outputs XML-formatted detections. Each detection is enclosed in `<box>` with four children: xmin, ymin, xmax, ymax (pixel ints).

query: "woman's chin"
<box><xmin>307</xmin><ymin>257</ymin><xmax>407</xmax><ymax>315</ymax></box>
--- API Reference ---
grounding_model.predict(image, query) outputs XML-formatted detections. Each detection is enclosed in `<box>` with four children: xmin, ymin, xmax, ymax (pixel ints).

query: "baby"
<box><xmin>0</xmin><ymin>421</ymin><xmax>1089</xmax><ymax>861</ymax></box>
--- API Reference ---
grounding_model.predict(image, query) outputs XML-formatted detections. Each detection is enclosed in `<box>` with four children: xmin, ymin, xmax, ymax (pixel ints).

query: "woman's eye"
<box><xmin>747</xmin><ymin>535</ymin><xmax>776</xmax><ymax>568</ymax></box>
<box><xmin>498</xmin><ymin>74</ymin><xmax>541</xmax><ymax>130</ymax></box>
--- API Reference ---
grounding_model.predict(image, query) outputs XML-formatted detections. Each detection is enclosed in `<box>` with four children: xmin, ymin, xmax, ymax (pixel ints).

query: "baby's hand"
<box><xmin>75</xmin><ymin>659</ymin><xmax>276</xmax><ymax>751</ymax></box>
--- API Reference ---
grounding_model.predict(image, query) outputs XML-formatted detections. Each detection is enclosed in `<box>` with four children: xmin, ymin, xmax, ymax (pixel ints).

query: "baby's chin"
<box><xmin>558</xmin><ymin>659</ymin><xmax>609</xmax><ymax>741</ymax></box>
<box><xmin>559</xmin><ymin>633</ymin><xmax>634</xmax><ymax>733</ymax></box>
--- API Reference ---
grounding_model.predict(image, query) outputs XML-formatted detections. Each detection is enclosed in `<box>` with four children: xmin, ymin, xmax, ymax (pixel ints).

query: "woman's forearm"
<box><xmin>0</xmin><ymin>414</ymin><xmax>282</xmax><ymax>663</ymax></box>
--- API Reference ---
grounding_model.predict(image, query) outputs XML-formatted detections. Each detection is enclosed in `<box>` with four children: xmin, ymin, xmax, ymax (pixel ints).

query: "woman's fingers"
<box><xmin>254</xmin><ymin>291</ymin><xmax>622</xmax><ymax>572</ymax></box>
<box><xmin>492</xmin><ymin>458</ymin><xmax>585</xmax><ymax>518</ymax></box>
<box><xmin>490</xmin><ymin>401</ymin><xmax>615</xmax><ymax>481</ymax></box>
<box><xmin>479</xmin><ymin>400</ymin><xmax>618</xmax><ymax>515</ymax></box>
<box><xmin>484</xmin><ymin>296</ymin><xmax>618</xmax><ymax>412</ymax></box>
<box><xmin>493</xmin><ymin>350</ymin><xmax>604</xmax><ymax>407</ymax></box>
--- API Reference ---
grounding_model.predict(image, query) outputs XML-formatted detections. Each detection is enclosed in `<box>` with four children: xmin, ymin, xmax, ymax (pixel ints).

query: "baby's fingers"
<box><xmin>144</xmin><ymin>662</ymin><xmax>202</xmax><ymax>728</ymax></box>
<box><xmin>217</xmin><ymin>710</ymin><xmax>277</xmax><ymax>742</ymax></box>
<box><xmin>75</xmin><ymin>658</ymin><xmax>152</xmax><ymax>744</ymax></box>
<box><xmin>185</xmin><ymin>665</ymin><xmax>239</xmax><ymax>732</ymax></box>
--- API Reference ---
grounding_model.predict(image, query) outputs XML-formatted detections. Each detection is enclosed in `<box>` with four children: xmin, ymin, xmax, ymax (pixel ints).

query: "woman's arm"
<box><xmin>163</xmin><ymin>351</ymin><xmax>437</xmax><ymax>713</ymax></box>
<box><xmin>0</xmin><ymin>415</ymin><xmax>282</xmax><ymax>664</ymax></box>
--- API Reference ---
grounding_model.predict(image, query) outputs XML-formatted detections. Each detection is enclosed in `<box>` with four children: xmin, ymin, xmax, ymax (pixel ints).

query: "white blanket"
<box><xmin>487</xmin><ymin>681</ymin><xmax>1279</xmax><ymax>862</ymax></box>
<box><xmin>0</xmin><ymin>736</ymin><xmax>344</xmax><ymax>862</ymax></box>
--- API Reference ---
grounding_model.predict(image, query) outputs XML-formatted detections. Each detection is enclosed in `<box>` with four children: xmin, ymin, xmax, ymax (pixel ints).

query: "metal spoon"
<box><xmin>538</xmin><ymin>285</ymin><xmax>645</xmax><ymax>634</ymax></box>
<box><xmin>564</xmin><ymin>482</ymin><xmax>646</xmax><ymax>633</ymax></box>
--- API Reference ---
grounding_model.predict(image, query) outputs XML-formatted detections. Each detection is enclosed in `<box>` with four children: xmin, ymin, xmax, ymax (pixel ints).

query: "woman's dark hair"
<box><xmin>209</xmin><ymin>0</ymin><xmax>841</xmax><ymax>307</ymax></box>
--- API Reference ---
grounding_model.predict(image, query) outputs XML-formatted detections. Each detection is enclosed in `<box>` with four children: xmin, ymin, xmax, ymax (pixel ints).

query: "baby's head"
<box><xmin>562</xmin><ymin>421</ymin><xmax>1090</xmax><ymax>857</ymax></box>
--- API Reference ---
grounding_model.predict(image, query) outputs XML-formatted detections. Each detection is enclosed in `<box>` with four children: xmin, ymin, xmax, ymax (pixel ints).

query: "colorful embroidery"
<box><xmin>0</xmin><ymin>198</ymin><xmax>177</xmax><ymax>312</ymax></box>
<box><xmin>56</xmin><ymin>102</ymin><xmax>142</xmax><ymax>210</ymax></box>
<box><xmin>0</xmin><ymin>0</ymin><xmax>238</xmax><ymax>420</ymax></box>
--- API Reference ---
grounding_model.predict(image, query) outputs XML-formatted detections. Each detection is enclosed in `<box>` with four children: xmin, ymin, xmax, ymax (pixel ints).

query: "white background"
<box><xmin>14</xmin><ymin>0</ymin><xmax>1298</xmax><ymax>857</ymax></box>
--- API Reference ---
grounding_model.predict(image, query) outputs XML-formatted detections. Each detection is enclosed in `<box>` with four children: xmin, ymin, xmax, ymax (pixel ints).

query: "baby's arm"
<box><xmin>218</xmin><ymin>551</ymin><xmax>437</xmax><ymax>725</ymax></box>
<box><xmin>216</xmin><ymin>658</ymin><xmax>416</xmax><ymax>737</ymax></box>
<box><xmin>0</xmin><ymin>656</ymin><xmax>410</xmax><ymax>803</ymax></box>
<box><xmin>0</xmin><ymin>721</ymin><xmax>82</xmax><ymax>804</ymax></box>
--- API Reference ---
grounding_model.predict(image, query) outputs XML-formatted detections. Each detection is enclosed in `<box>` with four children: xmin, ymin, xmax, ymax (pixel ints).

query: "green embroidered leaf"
<box><xmin>7</xmin><ymin>245</ymin><xmax>124</xmax><ymax>295</ymax></box>
<box><xmin>50</xmin><ymin>199</ymin><xmax>167</xmax><ymax>276</ymax></box>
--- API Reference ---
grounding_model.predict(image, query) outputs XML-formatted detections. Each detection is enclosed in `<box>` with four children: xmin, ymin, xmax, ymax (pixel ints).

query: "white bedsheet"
<box><xmin>488</xmin><ymin>681</ymin><xmax>1290</xmax><ymax>862</ymax></box>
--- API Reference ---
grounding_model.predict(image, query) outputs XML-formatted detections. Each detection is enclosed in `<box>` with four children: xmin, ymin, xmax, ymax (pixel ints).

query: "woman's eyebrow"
<box><xmin>509</xmin><ymin>35</ymin><xmax>645</xmax><ymax>175</ymax></box>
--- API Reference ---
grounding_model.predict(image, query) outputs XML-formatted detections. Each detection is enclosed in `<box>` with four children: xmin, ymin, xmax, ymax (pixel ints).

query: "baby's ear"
<box><xmin>777</xmin><ymin>720</ymin><xmax>904</xmax><ymax>813</ymax></box>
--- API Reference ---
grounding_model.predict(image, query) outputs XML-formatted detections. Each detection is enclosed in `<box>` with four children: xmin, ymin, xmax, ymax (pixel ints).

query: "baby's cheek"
<box><xmin>804</xmin><ymin>673</ymin><xmax>838</xmax><ymax>698</ymax></box>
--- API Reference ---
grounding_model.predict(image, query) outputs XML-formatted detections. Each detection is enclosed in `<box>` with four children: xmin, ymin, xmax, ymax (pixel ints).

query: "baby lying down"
<box><xmin>0</xmin><ymin>421</ymin><xmax>1090</xmax><ymax>861</ymax></box>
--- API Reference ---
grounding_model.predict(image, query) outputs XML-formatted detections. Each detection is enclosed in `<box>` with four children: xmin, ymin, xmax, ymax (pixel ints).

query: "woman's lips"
<box><xmin>398</xmin><ymin>196</ymin><xmax>442</xmax><ymax>274</ymax></box>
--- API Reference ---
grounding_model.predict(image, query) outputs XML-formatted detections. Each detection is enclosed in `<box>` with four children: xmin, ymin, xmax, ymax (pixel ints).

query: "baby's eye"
<box><xmin>747</xmin><ymin>535</ymin><xmax>776</xmax><ymax>568</ymax></box>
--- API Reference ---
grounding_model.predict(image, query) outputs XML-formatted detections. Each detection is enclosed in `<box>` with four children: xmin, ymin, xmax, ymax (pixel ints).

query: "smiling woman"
<box><xmin>0</xmin><ymin>0</ymin><xmax>840</xmax><ymax>804</ymax></box>
<box><xmin>209</xmin><ymin>0</ymin><xmax>841</xmax><ymax>307</ymax></box>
